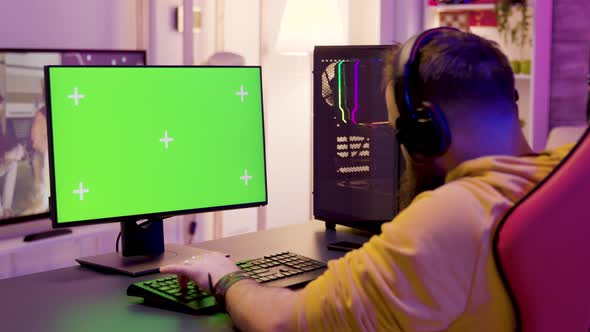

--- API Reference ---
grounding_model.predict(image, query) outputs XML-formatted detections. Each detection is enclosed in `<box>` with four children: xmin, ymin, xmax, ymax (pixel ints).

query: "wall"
<box><xmin>259</xmin><ymin>0</ymin><xmax>389</xmax><ymax>230</ymax></box>
<box><xmin>222</xmin><ymin>0</ymin><xmax>261</xmax><ymax>65</ymax></box>
<box><xmin>348</xmin><ymin>1</ymin><xmax>381</xmax><ymax>45</ymax></box>
<box><xmin>148</xmin><ymin>0</ymin><xmax>185</xmax><ymax>65</ymax></box>
<box><xmin>0</xmin><ymin>0</ymin><xmax>139</xmax><ymax>49</ymax></box>
<box><xmin>153</xmin><ymin>0</ymin><xmax>263</xmax><ymax>240</ymax></box>
<box><xmin>392</xmin><ymin>0</ymin><xmax>423</xmax><ymax>44</ymax></box>
<box><xmin>549</xmin><ymin>0</ymin><xmax>590</xmax><ymax>128</ymax></box>
<box><xmin>259</xmin><ymin>0</ymin><xmax>311</xmax><ymax>229</ymax></box>
<box><xmin>211</xmin><ymin>0</ymin><xmax>261</xmax><ymax>237</ymax></box>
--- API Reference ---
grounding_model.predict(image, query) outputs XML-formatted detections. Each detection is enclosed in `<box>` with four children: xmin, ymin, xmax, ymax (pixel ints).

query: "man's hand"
<box><xmin>162</xmin><ymin>252</ymin><xmax>299</xmax><ymax>332</ymax></box>
<box><xmin>160</xmin><ymin>252</ymin><xmax>241</xmax><ymax>291</ymax></box>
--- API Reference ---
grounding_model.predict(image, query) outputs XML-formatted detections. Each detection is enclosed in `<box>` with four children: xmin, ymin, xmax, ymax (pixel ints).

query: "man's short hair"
<box><xmin>384</xmin><ymin>30</ymin><xmax>515</xmax><ymax>112</ymax></box>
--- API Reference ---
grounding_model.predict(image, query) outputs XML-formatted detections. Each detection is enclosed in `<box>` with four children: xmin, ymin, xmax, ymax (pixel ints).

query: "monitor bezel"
<box><xmin>0</xmin><ymin>48</ymin><xmax>146</xmax><ymax>227</ymax></box>
<box><xmin>45</xmin><ymin>65</ymin><xmax>268</xmax><ymax>229</ymax></box>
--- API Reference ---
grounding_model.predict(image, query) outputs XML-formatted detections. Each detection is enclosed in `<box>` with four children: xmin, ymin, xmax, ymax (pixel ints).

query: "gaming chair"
<box><xmin>494</xmin><ymin>126</ymin><xmax>590</xmax><ymax>332</ymax></box>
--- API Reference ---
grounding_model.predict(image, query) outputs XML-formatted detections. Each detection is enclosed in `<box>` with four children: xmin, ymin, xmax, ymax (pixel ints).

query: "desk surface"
<box><xmin>0</xmin><ymin>221</ymin><xmax>373</xmax><ymax>332</ymax></box>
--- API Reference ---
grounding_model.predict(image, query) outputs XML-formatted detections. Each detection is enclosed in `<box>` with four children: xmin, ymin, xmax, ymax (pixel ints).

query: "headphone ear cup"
<box><xmin>417</xmin><ymin>102</ymin><xmax>451</xmax><ymax>157</ymax></box>
<box><xmin>395</xmin><ymin>116</ymin><xmax>411</xmax><ymax>147</ymax></box>
<box><xmin>397</xmin><ymin>102</ymin><xmax>451</xmax><ymax>158</ymax></box>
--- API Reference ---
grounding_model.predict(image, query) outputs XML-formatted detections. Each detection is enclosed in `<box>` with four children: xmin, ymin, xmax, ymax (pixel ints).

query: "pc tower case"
<box><xmin>313</xmin><ymin>45</ymin><xmax>403</xmax><ymax>233</ymax></box>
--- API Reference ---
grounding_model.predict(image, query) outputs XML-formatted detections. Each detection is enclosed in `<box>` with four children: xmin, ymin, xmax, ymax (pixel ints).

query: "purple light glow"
<box><xmin>351</xmin><ymin>60</ymin><xmax>360</xmax><ymax>124</ymax></box>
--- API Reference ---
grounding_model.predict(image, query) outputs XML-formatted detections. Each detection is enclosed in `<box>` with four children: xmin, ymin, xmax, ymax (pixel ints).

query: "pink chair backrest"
<box><xmin>494</xmin><ymin>127</ymin><xmax>590</xmax><ymax>332</ymax></box>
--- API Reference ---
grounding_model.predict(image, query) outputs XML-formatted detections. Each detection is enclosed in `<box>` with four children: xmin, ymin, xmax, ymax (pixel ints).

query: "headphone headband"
<box><xmin>394</xmin><ymin>27</ymin><xmax>460</xmax><ymax>120</ymax></box>
<box><xmin>392</xmin><ymin>27</ymin><xmax>459</xmax><ymax>158</ymax></box>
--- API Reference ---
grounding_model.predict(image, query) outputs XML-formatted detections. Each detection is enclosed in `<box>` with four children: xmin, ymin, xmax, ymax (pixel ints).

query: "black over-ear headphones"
<box><xmin>393</xmin><ymin>27</ymin><xmax>458</xmax><ymax>158</ymax></box>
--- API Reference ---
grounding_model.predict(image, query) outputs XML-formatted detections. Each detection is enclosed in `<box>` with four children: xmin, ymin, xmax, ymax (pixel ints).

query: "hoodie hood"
<box><xmin>445</xmin><ymin>144</ymin><xmax>574</xmax><ymax>204</ymax></box>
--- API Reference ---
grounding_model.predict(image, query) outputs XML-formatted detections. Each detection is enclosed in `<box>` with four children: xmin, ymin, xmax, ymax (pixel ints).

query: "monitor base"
<box><xmin>76</xmin><ymin>244</ymin><xmax>222</xmax><ymax>277</ymax></box>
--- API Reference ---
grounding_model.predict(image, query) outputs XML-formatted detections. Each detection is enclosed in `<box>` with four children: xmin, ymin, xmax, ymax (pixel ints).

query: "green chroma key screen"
<box><xmin>46</xmin><ymin>66</ymin><xmax>267</xmax><ymax>225</ymax></box>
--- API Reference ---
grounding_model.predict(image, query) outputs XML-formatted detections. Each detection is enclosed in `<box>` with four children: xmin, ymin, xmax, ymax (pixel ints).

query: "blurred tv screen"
<box><xmin>0</xmin><ymin>49</ymin><xmax>145</xmax><ymax>225</ymax></box>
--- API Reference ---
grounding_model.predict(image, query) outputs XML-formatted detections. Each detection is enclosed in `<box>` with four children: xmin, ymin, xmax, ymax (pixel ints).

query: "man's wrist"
<box><xmin>213</xmin><ymin>270</ymin><xmax>255</xmax><ymax>310</ymax></box>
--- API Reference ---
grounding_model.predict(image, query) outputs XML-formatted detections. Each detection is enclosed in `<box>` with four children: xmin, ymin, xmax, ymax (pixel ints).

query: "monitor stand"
<box><xmin>76</xmin><ymin>219</ymin><xmax>218</xmax><ymax>276</ymax></box>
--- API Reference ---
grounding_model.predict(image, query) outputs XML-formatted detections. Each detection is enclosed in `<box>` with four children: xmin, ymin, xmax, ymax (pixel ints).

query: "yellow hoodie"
<box><xmin>297</xmin><ymin>145</ymin><xmax>573</xmax><ymax>332</ymax></box>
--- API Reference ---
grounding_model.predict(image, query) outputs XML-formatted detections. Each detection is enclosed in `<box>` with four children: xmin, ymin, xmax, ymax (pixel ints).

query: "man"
<box><xmin>22</xmin><ymin>78</ymin><xmax>50</xmax><ymax>215</ymax></box>
<box><xmin>161</xmin><ymin>29</ymin><xmax>571</xmax><ymax>331</ymax></box>
<box><xmin>20</xmin><ymin>107</ymin><xmax>50</xmax><ymax>215</ymax></box>
<box><xmin>0</xmin><ymin>130</ymin><xmax>24</xmax><ymax>218</ymax></box>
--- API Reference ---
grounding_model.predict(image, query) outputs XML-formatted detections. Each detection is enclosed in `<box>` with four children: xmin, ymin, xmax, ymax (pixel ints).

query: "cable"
<box><xmin>187</xmin><ymin>221</ymin><xmax>198</xmax><ymax>245</ymax></box>
<box><xmin>116</xmin><ymin>232</ymin><xmax>121</xmax><ymax>253</ymax></box>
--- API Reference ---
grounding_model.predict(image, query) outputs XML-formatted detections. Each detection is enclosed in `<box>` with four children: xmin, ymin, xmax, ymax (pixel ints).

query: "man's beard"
<box><xmin>398</xmin><ymin>159</ymin><xmax>446</xmax><ymax>211</ymax></box>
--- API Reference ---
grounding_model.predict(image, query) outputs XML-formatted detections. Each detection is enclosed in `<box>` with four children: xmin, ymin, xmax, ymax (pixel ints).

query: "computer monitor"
<box><xmin>0</xmin><ymin>49</ymin><xmax>145</xmax><ymax>239</ymax></box>
<box><xmin>45</xmin><ymin>66</ymin><xmax>267</xmax><ymax>275</ymax></box>
<box><xmin>313</xmin><ymin>45</ymin><xmax>403</xmax><ymax>232</ymax></box>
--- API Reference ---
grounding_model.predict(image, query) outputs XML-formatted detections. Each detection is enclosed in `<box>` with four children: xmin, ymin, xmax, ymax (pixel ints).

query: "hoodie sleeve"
<box><xmin>296</xmin><ymin>183</ymin><xmax>486</xmax><ymax>332</ymax></box>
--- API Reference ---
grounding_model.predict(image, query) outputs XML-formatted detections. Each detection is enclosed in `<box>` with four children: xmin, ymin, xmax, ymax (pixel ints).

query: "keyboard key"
<box><xmin>256</xmin><ymin>271</ymin><xmax>275</xmax><ymax>277</ymax></box>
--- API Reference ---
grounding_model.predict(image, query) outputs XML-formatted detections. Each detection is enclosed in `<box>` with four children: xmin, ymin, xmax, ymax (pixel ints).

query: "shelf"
<box><xmin>0</xmin><ymin>223</ymin><xmax>119</xmax><ymax>255</ymax></box>
<box><xmin>431</xmin><ymin>4</ymin><xmax>495</xmax><ymax>11</ymax></box>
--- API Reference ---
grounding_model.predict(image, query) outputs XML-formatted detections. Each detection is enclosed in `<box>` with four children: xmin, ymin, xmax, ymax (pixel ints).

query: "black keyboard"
<box><xmin>236</xmin><ymin>251</ymin><xmax>326</xmax><ymax>287</ymax></box>
<box><xmin>127</xmin><ymin>276</ymin><xmax>218</xmax><ymax>314</ymax></box>
<box><xmin>127</xmin><ymin>252</ymin><xmax>327</xmax><ymax>314</ymax></box>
